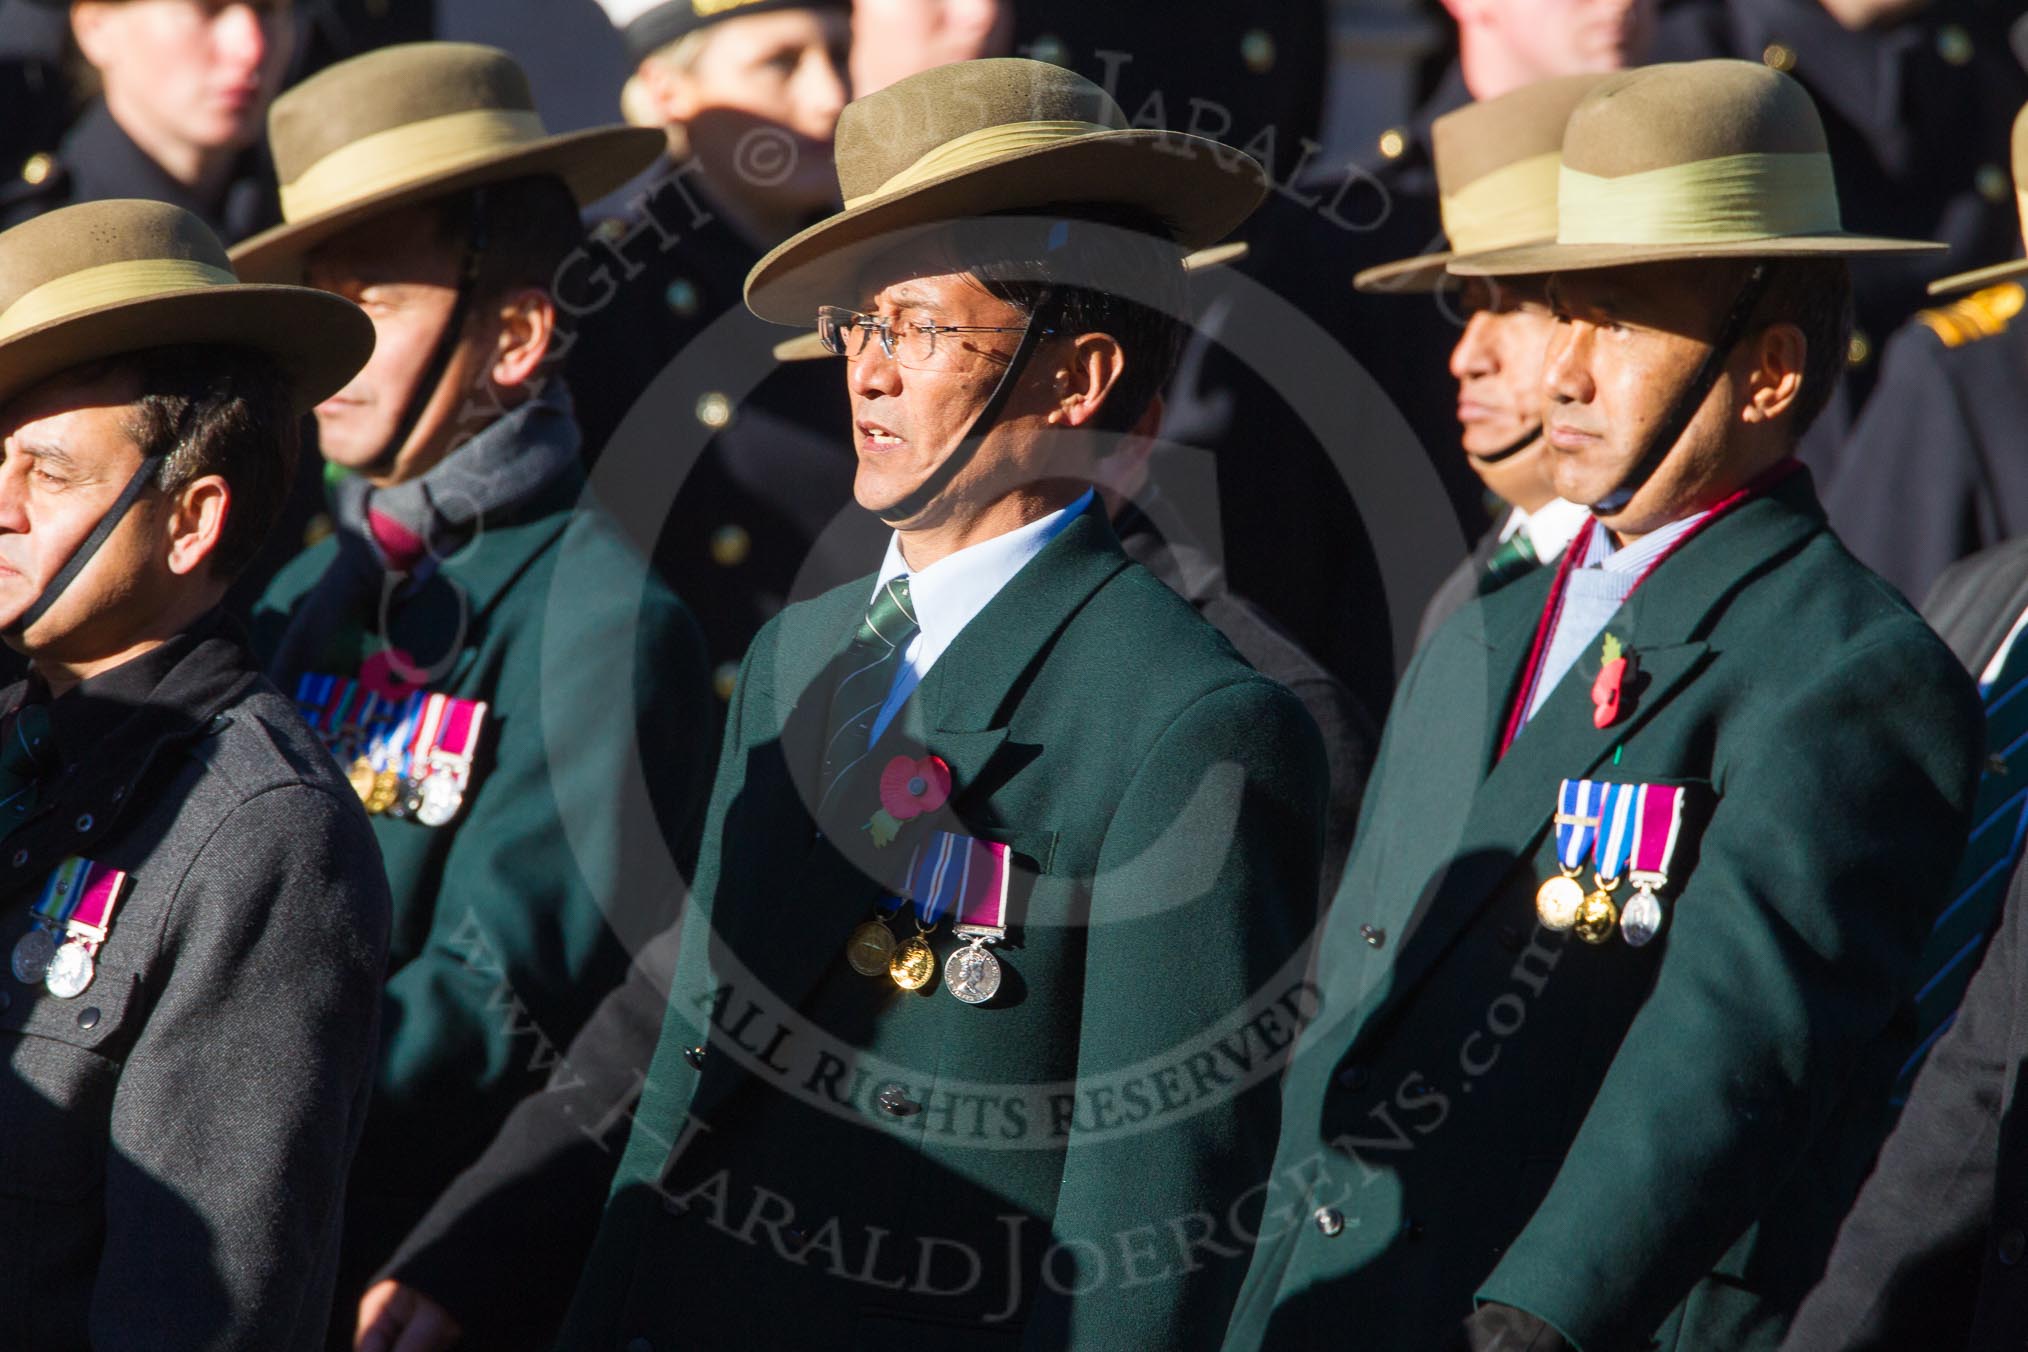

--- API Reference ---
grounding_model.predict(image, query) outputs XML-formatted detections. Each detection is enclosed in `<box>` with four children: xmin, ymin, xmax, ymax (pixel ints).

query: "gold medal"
<box><xmin>366</xmin><ymin>769</ymin><xmax>402</xmax><ymax>816</ymax></box>
<box><xmin>1575</xmin><ymin>887</ymin><xmax>1619</xmax><ymax>945</ymax></box>
<box><xmin>889</xmin><ymin>933</ymin><xmax>937</xmax><ymax>990</ymax></box>
<box><xmin>1535</xmin><ymin>873</ymin><xmax>1586</xmax><ymax>931</ymax></box>
<box><xmin>845</xmin><ymin>918</ymin><xmax>897</xmax><ymax>976</ymax></box>
<box><xmin>348</xmin><ymin>756</ymin><xmax>377</xmax><ymax>803</ymax></box>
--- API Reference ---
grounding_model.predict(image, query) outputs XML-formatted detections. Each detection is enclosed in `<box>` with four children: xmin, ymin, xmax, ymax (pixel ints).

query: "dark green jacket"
<box><xmin>1223</xmin><ymin>473</ymin><xmax>1983</xmax><ymax>1352</ymax></box>
<box><xmin>251</xmin><ymin>467</ymin><xmax>714</xmax><ymax>1276</ymax></box>
<box><xmin>557</xmin><ymin>507</ymin><xmax>1329</xmax><ymax>1351</ymax></box>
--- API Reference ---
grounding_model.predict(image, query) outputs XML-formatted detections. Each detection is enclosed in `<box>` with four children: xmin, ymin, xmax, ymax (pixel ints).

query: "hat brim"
<box><xmin>0</xmin><ymin>286</ymin><xmax>375</xmax><ymax>414</ymax></box>
<box><xmin>1450</xmin><ymin>233</ymin><xmax>1945</xmax><ymax>277</ymax></box>
<box><xmin>230</xmin><ymin>125</ymin><xmax>668</xmax><ymax>283</ymax></box>
<box><xmin>744</xmin><ymin>130</ymin><xmax>1266</xmax><ymax>325</ymax></box>
<box><xmin>1353</xmin><ymin>252</ymin><xmax>1455</xmax><ymax>294</ymax></box>
<box><xmin>1927</xmin><ymin>256</ymin><xmax>2028</xmax><ymax>297</ymax></box>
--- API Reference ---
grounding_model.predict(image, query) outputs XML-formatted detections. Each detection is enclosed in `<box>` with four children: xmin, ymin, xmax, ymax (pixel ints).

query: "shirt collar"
<box><xmin>1583</xmin><ymin>510</ymin><xmax>1709</xmax><ymax>576</ymax></box>
<box><xmin>1522</xmin><ymin>498</ymin><xmax>1593</xmax><ymax>563</ymax></box>
<box><xmin>39</xmin><ymin>609</ymin><xmax>228</xmax><ymax>771</ymax></box>
<box><xmin>873</xmin><ymin>490</ymin><xmax>1094</xmax><ymax>659</ymax></box>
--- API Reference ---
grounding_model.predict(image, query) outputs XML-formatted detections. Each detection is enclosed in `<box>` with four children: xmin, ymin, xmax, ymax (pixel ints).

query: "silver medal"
<box><xmin>416</xmin><ymin>773</ymin><xmax>465</xmax><ymax>828</ymax></box>
<box><xmin>1621</xmin><ymin>888</ymin><xmax>1664</xmax><ymax>947</ymax></box>
<box><xmin>943</xmin><ymin>940</ymin><xmax>1002</xmax><ymax>1005</ymax></box>
<box><xmin>44</xmin><ymin>940</ymin><xmax>94</xmax><ymax>999</ymax></box>
<box><xmin>11</xmin><ymin>927</ymin><xmax>55</xmax><ymax>984</ymax></box>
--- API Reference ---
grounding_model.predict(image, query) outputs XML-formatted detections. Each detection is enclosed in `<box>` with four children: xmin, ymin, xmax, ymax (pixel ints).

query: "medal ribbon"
<box><xmin>30</xmin><ymin>856</ymin><xmax>92</xmax><ymax>927</ymax></box>
<box><xmin>1497</xmin><ymin>459</ymin><xmax>1804</xmax><ymax>759</ymax></box>
<box><xmin>434</xmin><ymin>697</ymin><xmax>485</xmax><ymax>762</ymax></box>
<box><xmin>1594</xmin><ymin>782</ymin><xmax>1639</xmax><ymax>880</ymax></box>
<box><xmin>64</xmin><ymin>863</ymin><xmax>128</xmax><ymax>945</ymax></box>
<box><xmin>1630</xmin><ymin>783</ymin><xmax>1685</xmax><ymax>887</ymax></box>
<box><xmin>1554</xmin><ymin>778</ymin><xmax>1603</xmax><ymax>871</ymax></box>
<box><xmin>903</xmin><ymin>831</ymin><xmax>1008</xmax><ymax>931</ymax></box>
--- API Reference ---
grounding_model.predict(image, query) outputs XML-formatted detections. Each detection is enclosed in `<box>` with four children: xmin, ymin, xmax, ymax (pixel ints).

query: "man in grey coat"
<box><xmin>0</xmin><ymin>197</ymin><xmax>390</xmax><ymax>1350</ymax></box>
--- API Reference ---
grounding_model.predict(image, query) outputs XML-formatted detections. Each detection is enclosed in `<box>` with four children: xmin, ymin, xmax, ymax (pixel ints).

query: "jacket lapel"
<box><xmin>1345</xmin><ymin>480</ymin><xmax>1827</xmax><ymax>1045</ymax></box>
<box><xmin>714</xmin><ymin>506</ymin><xmax>1130</xmax><ymax>1028</ymax></box>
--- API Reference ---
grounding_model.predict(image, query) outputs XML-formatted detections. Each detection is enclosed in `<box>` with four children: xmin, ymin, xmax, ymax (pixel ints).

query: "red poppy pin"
<box><xmin>360</xmin><ymin>647</ymin><xmax>424</xmax><ymax>702</ymax></box>
<box><xmin>1592</xmin><ymin>633</ymin><xmax>1634</xmax><ymax>729</ymax></box>
<box><xmin>866</xmin><ymin>754</ymin><xmax>952</xmax><ymax>847</ymax></box>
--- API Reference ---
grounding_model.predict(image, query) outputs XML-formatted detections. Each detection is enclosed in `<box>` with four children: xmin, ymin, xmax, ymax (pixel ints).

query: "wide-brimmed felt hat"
<box><xmin>0</xmin><ymin>199</ymin><xmax>371</xmax><ymax>414</ymax></box>
<box><xmin>743</xmin><ymin>58</ymin><xmax>1269</xmax><ymax>326</ymax></box>
<box><xmin>1452</xmin><ymin>60</ymin><xmax>1943</xmax><ymax>277</ymax></box>
<box><xmin>598</xmin><ymin>0</ymin><xmax>848</xmax><ymax>66</ymax></box>
<box><xmin>231</xmin><ymin>43</ymin><xmax>665</xmax><ymax>283</ymax></box>
<box><xmin>1355</xmin><ymin>75</ymin><xmax>1606</xmax><ymax>294</ymax></box>
<box><xmin>1928</xmin><ymin>102</ymin><xmax>2028</xmax><ymax>297</ymax></box>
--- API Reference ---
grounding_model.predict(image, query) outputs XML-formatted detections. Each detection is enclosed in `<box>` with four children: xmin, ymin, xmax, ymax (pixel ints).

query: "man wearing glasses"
<box><xmin>553</xmin><ymin>57</ymin><xmax>1329</xmax><ymax>1351</ymax></box>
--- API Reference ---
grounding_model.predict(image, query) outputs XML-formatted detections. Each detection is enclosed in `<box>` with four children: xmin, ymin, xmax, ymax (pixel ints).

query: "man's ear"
<box><xmin>636</xmin><ymin>54</ymin><xmax>699</xmax><ymax>124</ymax></box>
<box><xmin>163</xmin><ymin>474</ymin><xmax>229</xmax><ymax>578</ymax></box>
<box><xmin>490</xmin><ymin>288</ymin><xmax>556</xmax><ymax>389</ymax></box>
<box><xmin>1050</xmin><ymin>332</ymin><xmax>1127</xmax><ymax>431</ymax></box>
<box><xmin>1740</xmin><ymin>321</ymin><xmax>1806</xmax><ymax>427</ymax></box>
<box><xmin>69</xmin><ymin>2</ymin><xmax>119</xmax><ymax>70</ymax></box>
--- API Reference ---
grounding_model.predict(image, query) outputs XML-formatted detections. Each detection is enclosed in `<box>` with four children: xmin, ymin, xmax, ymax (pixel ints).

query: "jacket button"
<box><xmin>74</xmin><ymin>814</ymin><xmax>92</xmax><ymax>833</ymax></box>
<box><xmin>1999</xmin><ymin>1229</ymin><xmax>2025</xmax><ymax>1266</ymax></box>
<box><xmin>877</xmin><ymin>1084</ymin><xmax>921</xmax><ymax>1117</ymax></box>
<box><xmin>1335</xmin><ymin>1065</ymin><xmax>1370</xmax><ymax>1091</ymax></box>
<box><xmin>683</xmin><ymin>1045</ymin><xmax>706</xmax><ymax>1069</ymax></box>
<box><xmin>9</xmin><ymin>849</ymin><xmax>25</xmax><ymax>868</ymax></box>
<box><xmin>77</xmin><ymin>1008</ymin><xmax>99</xmax><ymax>1030</ymax></box>
<box><xmin>1314</xmin><ymin>1206</ymin><xmax>1345</xmax><ymax>1237</ymax></box>
<box><xmin>1359</xmin><ymin>925</ymin><xmax>1386</xmax><ymax>948</ymax></box>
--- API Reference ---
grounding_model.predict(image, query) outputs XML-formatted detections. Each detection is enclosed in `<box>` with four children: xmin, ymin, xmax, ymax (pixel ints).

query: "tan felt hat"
<box><xmin>743</xmin><ymin>58</ymin><xmax>1268</xmax><ymax>326</ymax></box>
<box><xmin>1451</xmin><ymin>60</ymin><xmax>1943</xmax><ymax>277</ymax></box>
<box><xmin>1354</xmin><ymin>74</ymin><xmax>1606</xmax><ymax>294</ymax></box>
<box><xmin>0</xmin><ymin>199</ymin><xmax>372</xmax><ymax>413</ymax></box>
<box><xmin>1928</xmin><ymin>101</ymin><xmax>2028</xmax><ymax>297</ymax></box>
<box><xmin>231</xmin><ymin>43</ymin><xmax>666</xmax><ymax>283</ymax></box>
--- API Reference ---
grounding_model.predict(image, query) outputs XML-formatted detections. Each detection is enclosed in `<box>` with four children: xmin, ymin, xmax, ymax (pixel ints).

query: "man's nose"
<box><xmin>797</xmin><ymin>47</ymin><xmax>850</xmax><ymax>141</ymax></box>
<box><xmin>847</xmin><ymin>345</ymin><xmax>903</xmax><ymax>400</ymax></box>
<box><xmin>1542</xmin><ymin>323</ymin><xmax>1593</xmax><ymax>405</ymax></box>
<box><xmin>212</xmin><ymin>3</ymin><xmax>271</xmax><ymax>73</ymax></box>
<box><xmin>0</xmin><ymin>459</ymin><xmax>32</xmax><ymax>535</ymax></box>
<box><xmin>1449</xmin><ymin>312</ymin><xmax>1499</xmax><ymax>382</ymax></box>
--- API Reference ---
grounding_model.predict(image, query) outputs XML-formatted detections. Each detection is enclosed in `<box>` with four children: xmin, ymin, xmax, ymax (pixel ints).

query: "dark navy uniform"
<box><xmin>1165</xmin><ymin>63</ymin><xmax>1478</xmax><ymax>720</ymax></box>
<box><xmin>562</xmin><ymin>162</ymin><xmax>885</xmax><ymax>717</ymax></box>
<box><xmin>0</xmin><ymin>98</ymin><xmax>280</xmax><ymax>244</ymax></box>
<box><xmin>1657</xmin><ymin>0</ymin><xmax>2028</xmax><ymax>429</ymax></box>
<box><xmin>1822</xmin><ymin>282</ymin><xmax>2028</xmax><ymax>603</ymax></box>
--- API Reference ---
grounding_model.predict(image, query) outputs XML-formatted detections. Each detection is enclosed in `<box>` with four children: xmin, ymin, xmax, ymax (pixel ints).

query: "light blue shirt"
<box><xmin>1523</xmin><ymin>513</ymin><xmax>1706</xmax><ymax>722</ymax></box>
<box><xmin>866</xmin><ymin>490</ymin><xmax>1093</xmax><ymax>743</ymax></box>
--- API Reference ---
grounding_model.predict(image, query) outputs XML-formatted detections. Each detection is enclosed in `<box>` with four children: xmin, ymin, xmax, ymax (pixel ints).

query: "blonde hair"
<box><xmin>619</xmin><ymin>28</ymin><xmax>715</xmax><ymax>134</ymax></box>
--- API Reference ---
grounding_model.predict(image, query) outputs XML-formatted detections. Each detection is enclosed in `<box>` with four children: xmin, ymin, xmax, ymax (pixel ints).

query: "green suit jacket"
<box><xmin>1223</xmin><ymin>472</ymin><xmax>1983</xmax><ymax>1352</ymax></box>
<box><xmin>557</xmin><ymin>507</ymin><xmax>1329</xmax><ymax>1351</ymax></box>
<box><xmin>251</xmin><ymin>467</ymin><xmax>714</xmax><ymax>1274</ymax></box>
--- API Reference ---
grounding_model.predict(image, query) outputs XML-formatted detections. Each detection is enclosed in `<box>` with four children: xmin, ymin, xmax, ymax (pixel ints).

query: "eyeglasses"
<box><xmin>815</xmin><ymin>305</ymin><xmax>1053</xmax><ymax>370</ymax></box>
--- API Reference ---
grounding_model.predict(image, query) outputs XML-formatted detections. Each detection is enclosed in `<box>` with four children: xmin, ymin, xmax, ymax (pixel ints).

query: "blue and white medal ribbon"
<box><xmin>1538</xmin><ymin>778</ymin><xmax>1603</xmax><ymax>931</ymax></box>
<box><xmin>1575</xmin><ymin>781</ymin><xmax>1640</xmax><ymax>945</ymax></box>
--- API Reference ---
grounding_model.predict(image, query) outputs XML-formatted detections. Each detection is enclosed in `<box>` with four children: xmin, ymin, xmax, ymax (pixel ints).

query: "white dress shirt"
<box><xmin>866</xmin><ymin>490</ymin><xmax>1094</xmax><ymax>743</ymax></box>
<box><xmin>1498</xmin><ymin>497</ymin><xmax>1592</xmax><ymax>566</ymax></box>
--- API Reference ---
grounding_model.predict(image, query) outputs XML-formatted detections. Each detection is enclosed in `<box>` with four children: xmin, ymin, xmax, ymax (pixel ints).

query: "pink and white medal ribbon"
<box><xmin>1622</xmin><ymin>784</ymin><xmax>1686</xmax><ymax>947</ymax></box>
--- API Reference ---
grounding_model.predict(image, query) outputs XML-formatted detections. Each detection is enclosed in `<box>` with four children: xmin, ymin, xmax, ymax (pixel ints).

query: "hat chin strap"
<box><xmin>1470</xmin><ymin>421</ymin><xmax>1544</xmax><ymax>467</ymax></box>
<box><xmin>7</xmin><ymin>452</ymin><xmax>170</xmax><ymax>637</ymax></box>
<box><xmin>877</xmin><ymin>290</ymin><xmax>1063</xmax><ymax>527</ymax></box>
<box><xmin>1588</xmin><ymin>262</ymin><xmax>1774</xmax><ymax>516</ymax></box>
<box><xmin>366</xmin><ymin>188</ymin><xmax>493</xmax><ymax>482</ymax></box>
